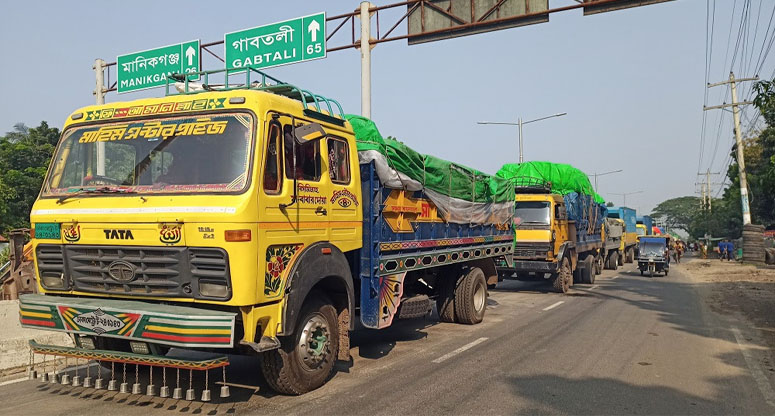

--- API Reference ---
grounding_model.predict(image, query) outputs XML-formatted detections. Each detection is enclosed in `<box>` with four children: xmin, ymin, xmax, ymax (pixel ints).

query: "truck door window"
<box><xmin>263</xmin><ymin>122</ymin><xmax>283</xmax><ymax>194</ymax></box>
<box><xmin>283</xmin><ymin>124</ymin><xmax>321</xmax><ymax>181</ymax></box>
<box><xmin>327</xmin><ymin>137</ymin><xmax>350</xmax><ymax>184</ymax></box>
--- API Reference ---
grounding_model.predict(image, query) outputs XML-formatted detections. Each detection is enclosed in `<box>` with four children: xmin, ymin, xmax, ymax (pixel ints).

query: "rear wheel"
<box><xmin>551</xmin><ymin>257</ymin><xmax>572</xmax><ymax>293</ymax></box>
<box><xmin>261</xmin><ymin>293</ymin><xmax>339</xmax><ymax>395</ymax></box>
<box><xmin>594</xmin><ymin>255</ymin><xmax>603</xmax><ymax>275</ymax></box>
<box><xmin>581</xmin><ymin>255</ymin><xmax>595</xmax><ymax>284</ymax></box>
<box><xmin>454</xmin><ymin>267</ymin><xmax>487</xmax><ymax>325</ymax></box>
<box><xmin>617</xmin><ymin>250</ymin><xmax>624</xmax><ymax>266</ymax></box>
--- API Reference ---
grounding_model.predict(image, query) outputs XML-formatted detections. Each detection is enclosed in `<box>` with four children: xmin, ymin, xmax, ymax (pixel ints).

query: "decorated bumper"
<box><xmin>19</xmin><ymin>294</ymin><xmax>236</xmax><ymax>348</ymax></box>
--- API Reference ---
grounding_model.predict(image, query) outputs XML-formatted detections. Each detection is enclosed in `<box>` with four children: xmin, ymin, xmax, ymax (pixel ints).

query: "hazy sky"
<box><xmin>0</xmin><ymin>0</ymin><xmax>766</xmax><ymax>214</ymax></box>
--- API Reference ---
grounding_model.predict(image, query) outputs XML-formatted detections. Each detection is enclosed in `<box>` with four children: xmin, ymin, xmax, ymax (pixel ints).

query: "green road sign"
<box><xmin>117</xmin><ymin>40</ymin><xmax>200</xmax><ymax>93</ymax></box>
<box><xmin>225</xmin><ymin>12</ymin><xmax>326</xmax><ymax>71</ymax></box>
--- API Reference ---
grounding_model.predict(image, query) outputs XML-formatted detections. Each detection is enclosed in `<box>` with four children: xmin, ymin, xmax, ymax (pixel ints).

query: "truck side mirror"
<box><xmin>294</xmin><ymin>123</ymin><xmax>326</xmax><ymax>144</ymax></box>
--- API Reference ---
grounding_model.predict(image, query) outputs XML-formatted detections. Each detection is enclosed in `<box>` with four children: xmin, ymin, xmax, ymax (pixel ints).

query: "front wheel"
<box><xmin>454</xmin><ymin>267</ymin><xmax>487</xmax><ymax>325</ymax></box>
<box><xmin>261</xmin><ymin>293</ymin><xmax>339</xmax><ymax>395</ymax></box>
<box><xmin>551</xmin><ymin>257</ymin><xmax>572</xmax><ymax>293</ymax></box>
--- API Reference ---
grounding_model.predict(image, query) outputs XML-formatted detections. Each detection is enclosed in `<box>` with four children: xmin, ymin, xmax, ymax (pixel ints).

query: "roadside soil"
<box><xmin>682</xmin><ymin>255</ymin><xmax>775</xmax><ymax>370</ymax></box>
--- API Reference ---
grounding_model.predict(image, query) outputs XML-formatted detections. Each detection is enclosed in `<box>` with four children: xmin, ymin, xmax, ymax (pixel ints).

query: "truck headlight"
<box><xmin>41</xmin><ymin>274</ymin><xmax>65</xmax><ymax>289</ymax></box>
<box><xmin>199</xmin><ymin>281</ymin><xmax>229</xmax><ymax>298</ymax></box>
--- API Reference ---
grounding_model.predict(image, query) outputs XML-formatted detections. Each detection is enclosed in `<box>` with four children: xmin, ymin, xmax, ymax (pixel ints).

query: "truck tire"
<box><xmin>261</xmin><ymin>293</ymin><xmax>339</xmax><ymax>395</ymax></box>
<box><xmin>581</xmin><ymin>255</ymin><xmax>595</xmax><ymax>284</ymax></box>
<box><xmin>594</xmin><ymin>255</ymin><xmax>603</xmax><ymax>275</ymax></box>
<box><xmin>625</xmin><ymin>247</ymin><xmax>634</xmax><ymax>263</ymax></box>
<box><xmin>617</xmin><ymin>250</ymin><xmax>624</xmax><ymax>266</ymax></box>
<box><xmin>607</xmin><ymin>252</ymin><xmax>619</xmax><ymax>270</ymax></box>
<box><xmin>454</xmin><ymin>267</ymin><xmax>487</xmax><ymax>325</ymax></box>
<box><xmin>551</xmin><ymin>257</ymin><xmax>571</xmax><ymax>294</ymax></box>
<box><xmin>436</xmin><ymin>268</ymin><xmax>457</xmax><ymax>323</ymax></box>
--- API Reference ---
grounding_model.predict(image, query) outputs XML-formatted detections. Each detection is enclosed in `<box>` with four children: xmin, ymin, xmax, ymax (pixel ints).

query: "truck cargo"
<box><xmin>607</xmin><ymin>206</ymin><xmax>638</xmax><ymax>263</ymax></box>
<box><xmin>494</xmin><ymin>162</ymin><xmax>607</xmax><ymax>292</ymax></box>
<box><xmin>18</xmin><ymin>69</ymin><xmax>514</xmax><ymax>396</ymax></box>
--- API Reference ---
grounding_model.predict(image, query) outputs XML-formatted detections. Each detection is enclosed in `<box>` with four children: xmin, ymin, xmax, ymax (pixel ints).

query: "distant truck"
<box><xmin>607</xmin><ymin>207</ymin><xmax>638</xmax><ymax>263</ymax></box>
<box><xmin>636</xmin><ymin>215</ymin><xmax>653</xmax><ymax>238</ymax></box>
<box><xmin>601</xmin><ymin>218</ymin><xmax>624</xmax><ymax>270</ymax></box>
<box><xmin>498</xmin><ymin>179</ymin><xmax>605</xmax><ymax>293</ymax></box>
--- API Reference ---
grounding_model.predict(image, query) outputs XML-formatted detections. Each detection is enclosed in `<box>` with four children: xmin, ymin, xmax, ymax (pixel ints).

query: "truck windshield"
<box><xmin>636</xmin><ymin>227</ymin><xmax>646</xmax><ymax>236</ymax></box>
<box><xmin>43</xmin><ymin>113</ymin><xmax>253</xmax><ymax>196</ymax></box>
<box><xmin>514</xmin><ymin>201</ymin><xmax>550</xmax><ymax>226</ymax></box>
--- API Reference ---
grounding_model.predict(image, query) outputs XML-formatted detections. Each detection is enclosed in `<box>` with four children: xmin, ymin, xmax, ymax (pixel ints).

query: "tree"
<box><xmin>650</xmin><ymin>196</ymin><xmax>701</xmax><ymax>233</ymax></box>
<box><xmin>0</xmin><ymin>122</ymin><xmax>60</xmax><ymax>235</ymax></box>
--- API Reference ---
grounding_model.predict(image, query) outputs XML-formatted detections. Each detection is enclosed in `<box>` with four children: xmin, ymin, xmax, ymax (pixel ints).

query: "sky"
<box><xmin>0</xmin><ymin>0</ymin><xmax>769</xmax><ymax>214</ymax></box>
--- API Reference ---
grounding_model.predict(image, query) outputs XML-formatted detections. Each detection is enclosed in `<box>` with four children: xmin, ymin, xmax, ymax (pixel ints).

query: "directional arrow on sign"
<box><xmin>307</xmin><ymin>19</ymin><xmax>320</xmax><ymax>42</ymax></box>
<box><xmin>185</xmin><ymin>46</ymin><xmax>196</xmax><ymax>66</ymax></box>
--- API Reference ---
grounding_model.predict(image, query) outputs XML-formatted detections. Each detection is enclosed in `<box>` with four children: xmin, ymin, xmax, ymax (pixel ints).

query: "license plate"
<box><xmin>35</xmin><ymin>223</ymin><xmax>61</xmax><ymax>240</ymax></box>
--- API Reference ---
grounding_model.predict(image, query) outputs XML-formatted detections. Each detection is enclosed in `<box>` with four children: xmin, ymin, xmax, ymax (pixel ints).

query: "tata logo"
<box><xmin>107</xmin><ymin>260</ymin><xmax>136</xmax><ymax>283</ymax></box>
<box><xmin>103</xmin><ymin>229</ymin><xmax>134</xmax><ymax>240</ymax></box>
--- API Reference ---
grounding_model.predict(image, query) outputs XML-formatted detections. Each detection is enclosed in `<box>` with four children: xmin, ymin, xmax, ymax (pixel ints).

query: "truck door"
<box><xmin>323</xmin><ymin>134</ymin><xmax>361</xmax><ymax>249</ymax></box>
<box><xmin>258</xmin><ymin>114</ymin><xmax>330</xmax><ymax>299</ymax></box>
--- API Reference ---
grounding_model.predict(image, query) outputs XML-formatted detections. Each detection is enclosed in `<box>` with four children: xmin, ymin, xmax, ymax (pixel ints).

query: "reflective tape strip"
<box><xmin>19</xmin><ymin>310</ymin><xmax>52</xmax><ymax>319</ymax></box>
<box><xmin>145</xmin><ymin>325</ymin><xmax>231</xmax><ymax>335</ymax></box>
<box><xmin>19</xmin><ymin>303</ymin><xmax>52</xmax><ymax>312</ymax></box>
<box><xmin>32</xmin><ymin>206</ymin><xmax>237</xmax><ymax>215</ymax></box>
<box><xmin>147</xmin><ymin>317</ymin><xmax>233</xmax><ymax>327</ymax></box>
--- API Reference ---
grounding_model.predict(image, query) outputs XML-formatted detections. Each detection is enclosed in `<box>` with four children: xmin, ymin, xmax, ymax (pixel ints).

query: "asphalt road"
<box><xmin>2</xmin><ymin>261</ymin><xmax>774</xmax><ymax>415</ymax></box>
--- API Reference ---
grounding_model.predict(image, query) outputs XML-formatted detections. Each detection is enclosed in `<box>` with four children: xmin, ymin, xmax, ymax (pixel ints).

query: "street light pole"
<box><xmin>609</xmin><ymin>190</ymin><xmax>643</xmax><ymax>207</ymax></box>
<box><xmin>518</xmin><ymin>117</ymin><xmax>523</xmax><ymax>163</ymax></box>
<box><xmin>478</xmin><ymin>112</ymin><xmax>566</xmax><ymax>163</ymax></box>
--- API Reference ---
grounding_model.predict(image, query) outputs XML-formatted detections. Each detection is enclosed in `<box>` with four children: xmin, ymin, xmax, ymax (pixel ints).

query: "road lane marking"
<box><xmin>542</xmin><ymin>301</ymin><xmax>564</xmax><ymax>311</ymax></box>
<box><xmin>732</xmin><ymin>327</ymin><xmax>775</xmax><ymax>408</ymax></box>
<box><xmin>0</xmin><ymin>377</ymin><xmax>27</xmax><ymax>387</ymax></box>
<box><xmin>432</xmin><ymin>337</ymin><xmax>488</xmax><ymax>363</ymax></box>
<box><xmin>610</xmin><ymin>275</ymin><xmax>620</xmax><ymax>280</ymax></box>
<box><xmin>589</xmin><ymin>285</ymin><xmax>599</xmax><ymax>290</ymax></box>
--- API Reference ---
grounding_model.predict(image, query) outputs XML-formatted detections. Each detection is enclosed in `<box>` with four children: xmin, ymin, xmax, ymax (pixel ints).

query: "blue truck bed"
<box><xmin>608</xmin><ymin>207</ymin><xmax>637</xmax><ymax>233</ymax></box>
<box><xmin>357</xmin><ymin>161</ymin><xmax>514</xmax><ymax>329</ymax></box>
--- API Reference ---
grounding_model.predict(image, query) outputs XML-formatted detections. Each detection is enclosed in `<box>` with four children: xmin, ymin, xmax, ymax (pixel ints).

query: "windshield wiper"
<box><xmin>56</xmin><ymin>187</ymin><xmax>137</xmax><ymax>204</ymax></box>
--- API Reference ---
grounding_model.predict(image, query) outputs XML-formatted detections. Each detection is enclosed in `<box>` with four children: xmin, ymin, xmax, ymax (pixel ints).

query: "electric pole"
<box><xmin>696</xmin><ymin>170</ymin><xmax>720</xmax><ymax>210</ymax></box>
<box><xmin>704</xmin><ymin>72</ymin><xmax>758</xmax><ymax>225</ymax></box>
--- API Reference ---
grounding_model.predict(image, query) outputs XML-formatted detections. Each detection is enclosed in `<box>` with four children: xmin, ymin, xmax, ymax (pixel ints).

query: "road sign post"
<box><xmin>117</xmin><ymin>40</ymin><xmax>200</xmax><ymax>93</ymax></box>
<box><xmin>225</xmin><ymin>12</ymin><xmax>326</xmax><ymax>71</ymax></box>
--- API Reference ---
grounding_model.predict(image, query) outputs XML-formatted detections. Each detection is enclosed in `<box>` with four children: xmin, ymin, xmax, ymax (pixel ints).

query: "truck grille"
<box><xmin>35</xmin><ymin>244</ymin><xmax>231</xmax><ymax>299</ymax></box>
<box><xmin>513</xmin><ymin>243</ymin><xmax>552</xmax><ymax>259</ymax></box>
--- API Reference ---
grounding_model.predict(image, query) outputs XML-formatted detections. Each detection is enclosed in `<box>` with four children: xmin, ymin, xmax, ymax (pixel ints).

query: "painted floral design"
<box><xmin>264</xmin><ymin>244</ymin><xmax>303</xmax><ymax>296</ymax></box>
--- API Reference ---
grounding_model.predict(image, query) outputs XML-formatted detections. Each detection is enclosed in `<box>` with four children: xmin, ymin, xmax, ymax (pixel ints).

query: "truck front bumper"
<box><xmin>511</xmin><ymin>260</ymin><xmax>558</xmax><ymax>273</ymax></box>
<box><xmin>19</xmin><ymin>294</ymin><xmax>236</xmax><ymax>349</ymax></box>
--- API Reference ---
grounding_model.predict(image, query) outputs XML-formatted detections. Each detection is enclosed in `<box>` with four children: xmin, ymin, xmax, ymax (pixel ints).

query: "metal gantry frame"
<box><xmin>93</xmin><ymin>0</ymin><xmax>659</xmax><ymax>105</ymax></box>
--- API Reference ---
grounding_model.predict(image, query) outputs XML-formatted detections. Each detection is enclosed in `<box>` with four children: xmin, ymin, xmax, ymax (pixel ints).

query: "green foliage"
<box><xmin>650</xmin><ymin>196</ymin><xmax>701</xmax><ymax>233</ymax></box>
<box><xmin>0</xmin><ymin>246</ymin><xmax>9</xmax><ymax>265</ymax></box>
<box><xmin>0</xmin><ymin>122</ymin><xmax>60</xmax><ymax>234</ymax></box>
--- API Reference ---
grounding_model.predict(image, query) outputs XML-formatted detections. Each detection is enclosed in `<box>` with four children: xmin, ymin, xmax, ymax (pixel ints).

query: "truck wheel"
<box><xmin>594</xmin><ymin>255</ymin><xmax>603</xmax><ymax>275</ymax></box>
<box><xmin>551</xmin><ymin>257</ymin><xmax>571</xmax><ymax>293</ymax></box>
<box><xmin>581</xmin><ymin>255</ymin><xmax>595</xmax><ymax>284</ymax></box>
<box><xmin>609</xmin><ymin>252</ymin><xmax>619</xmax><ymax>270</ymax></box>
<box><xmin>454</xmin><ymin>267</ymin><xmax>487</xmax><ymax>325</ymax></box>
<box><xmin>627</xmin><ymin>248</ymin><xmax>634</xmax><ymax>263</ymax></box>
<box><xmin>261</xmin><ymin>293</ymin><xmax>339</xmax><ymax>395</ymax></box>
<box><xmin>617</xmin><ymin>250</ymin><xmax>624</xmax><ymax>266</ymax></box>
<box><xmin>572</xmin><ymin>265</ymin><xmax>582</xmax><ymax>283</ymax></box>
<box><xmin>436</xmin><ymin>267</ymin><xmax>458</xmax><ymax>323</ymax></box>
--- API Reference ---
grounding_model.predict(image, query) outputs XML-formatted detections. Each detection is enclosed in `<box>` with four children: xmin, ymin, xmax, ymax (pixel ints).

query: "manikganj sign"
<box><xmin>117</xmin><ymin>40</ymin><xmax>200</xmax><ymax>93</ymax></box>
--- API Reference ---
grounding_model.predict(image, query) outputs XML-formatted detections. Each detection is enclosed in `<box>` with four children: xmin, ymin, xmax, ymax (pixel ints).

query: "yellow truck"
<box><xmin>19</xmin><ymin>70</ymin><xmax>513</xmax><ymax>396</ymax></box>
<box><xmin>497</xmin><ymin>181</ymin><xmax>605</xmax><ymax>293</ymax></box>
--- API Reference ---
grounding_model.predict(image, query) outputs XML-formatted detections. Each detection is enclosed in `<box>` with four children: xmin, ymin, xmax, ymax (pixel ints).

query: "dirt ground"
<box><xmin>684</xmin><ymin>256</ymin><xmax>775</xmax><ymax>354</ymax></box>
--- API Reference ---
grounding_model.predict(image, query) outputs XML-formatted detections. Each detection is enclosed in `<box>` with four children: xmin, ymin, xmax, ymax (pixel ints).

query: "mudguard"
<box><xmin>557</xmin><ymin>241</ymin><xmax>575</xmax><ymax>270</ymax></box>
<box><xmin>280</xmin><ymin>242</ymin><xmax>355</xmax><ymax>336</ymax></box>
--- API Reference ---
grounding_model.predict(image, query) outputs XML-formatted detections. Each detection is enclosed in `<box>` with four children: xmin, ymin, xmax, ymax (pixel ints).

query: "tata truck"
<box><xmin>498</xmin><ymin>180</ymin><xmax>605</xmax><ymax>293</ymax></box>
<box><xmin>18</xmin><ymin>69</ymin><xmax>513</xmax><ymax>396</ymax></box>
<box><xmin>607</xmin><ymin>207</ymin><xmax>638</xmax><ymax>263</ymax></box>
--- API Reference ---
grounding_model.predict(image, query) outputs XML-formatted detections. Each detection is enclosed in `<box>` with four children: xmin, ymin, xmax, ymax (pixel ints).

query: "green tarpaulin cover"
<box><xmin>495</xmin><ymin>161</ymin><xmax>605</xmax><ymax>204</ymax></box>
<box><xmin>347</xmin><ymin>114</ymin><xmax>513</xmax><ymax>204</ymax></box>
